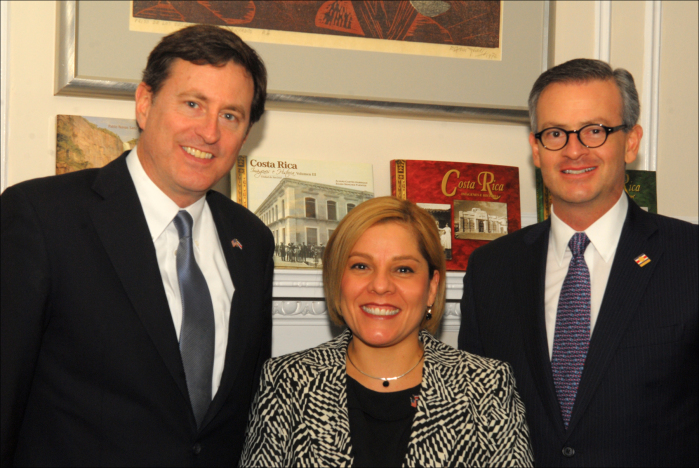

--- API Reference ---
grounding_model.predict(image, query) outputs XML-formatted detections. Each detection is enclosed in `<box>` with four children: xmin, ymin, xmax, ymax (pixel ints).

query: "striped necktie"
<box><xmin>551</xmin><ymin>232</ymin><xmax>591</xmax><ymax>428</ymax></box>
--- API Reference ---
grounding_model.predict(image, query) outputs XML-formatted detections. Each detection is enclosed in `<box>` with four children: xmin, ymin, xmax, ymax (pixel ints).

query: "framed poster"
<box><xmin>56</xmin><ymin>1</ymin><xmax>552</xmax><ymax>123</ymax></box>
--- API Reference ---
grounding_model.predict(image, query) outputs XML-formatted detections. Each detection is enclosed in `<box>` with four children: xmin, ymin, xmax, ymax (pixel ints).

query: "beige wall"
<box><xmin>3</xmin><ymin>1</ymin><xmax>697</xmax><ymax>222</ymax></box>
<box><xmin>656</xmin><ymin>1</ymin><xmax>698</xmax><ymax>218</ymax></box>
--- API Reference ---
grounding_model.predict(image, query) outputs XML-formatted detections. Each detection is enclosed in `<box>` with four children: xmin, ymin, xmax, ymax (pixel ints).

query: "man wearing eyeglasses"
<box><xmin>459</xmin><ymin>58</ymin><xmax>697</xmax><ymax>467</ymax></box>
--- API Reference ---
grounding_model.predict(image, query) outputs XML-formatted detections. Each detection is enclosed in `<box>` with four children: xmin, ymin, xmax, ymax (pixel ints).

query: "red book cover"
<box><xmin>391</xmin><ymin>159</ymin><xmax>521</xmax><ymax>271</ymax></box>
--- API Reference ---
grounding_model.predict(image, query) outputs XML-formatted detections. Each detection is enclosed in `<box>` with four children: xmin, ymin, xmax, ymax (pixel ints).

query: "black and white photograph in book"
<box><xmin>453</xmin><ymin>200</ymin><xmax>508</xmax><ymax>241</ymax></box>
<box><xmin>416</xmin><ymin>203</ymin><xmax>453</xmax><ymax>260</ymax></box>
<box><xmin>233</xmin><ymin>155</ymin><xmax>374</xmax><ymax>269</ymax></box>
<box><xmin>258</xmin><ymin>179</ymin><xmax>373</xmax><ymax>268</ymax></box>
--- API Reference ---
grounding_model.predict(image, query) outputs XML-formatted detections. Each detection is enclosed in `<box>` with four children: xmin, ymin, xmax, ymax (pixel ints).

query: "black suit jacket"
<box><xmin>458</xmin><ymin>198</ymin><xmax>698</xmax><ymax>467</ymax></box>
<box><xmin>1</xmin><ymin>153</ymin><xmax>274</xmax><ymax>466</ymax></box>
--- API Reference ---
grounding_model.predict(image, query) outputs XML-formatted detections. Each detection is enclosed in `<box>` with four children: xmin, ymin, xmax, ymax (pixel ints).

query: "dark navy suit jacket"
<box><xmin>459</xmin><ymin>198</ymin><xmax>698</xmax><ymax>467</ymax></box>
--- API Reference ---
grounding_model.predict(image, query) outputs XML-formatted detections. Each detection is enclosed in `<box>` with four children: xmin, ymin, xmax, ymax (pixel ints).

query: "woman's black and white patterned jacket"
<box><xmin>240</xmin><ymin>329</ymin><xmax>533</xmax><ymax>467</ymax></box>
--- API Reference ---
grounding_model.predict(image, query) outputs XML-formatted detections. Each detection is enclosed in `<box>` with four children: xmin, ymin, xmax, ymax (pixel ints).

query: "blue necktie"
<box><xmin>173</xmin><ymin>210</ymin><xmax>215</xmax><ymax>429</ymax></box>
<box><xmin>551</xmin><ymin>232</ymin><xmax>591</xmax><ymax>429</ymax></box>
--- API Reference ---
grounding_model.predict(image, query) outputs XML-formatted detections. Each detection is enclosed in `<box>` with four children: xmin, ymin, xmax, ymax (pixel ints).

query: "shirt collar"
<box><xmin>126</xmin><ymin>147</ymin><xmax>207</xmax><ymax>241</ymax></box>
<box><xmin>550</xmin><ymin>192</ymin><xmax>627</xmax><ymax>265</ymax></box>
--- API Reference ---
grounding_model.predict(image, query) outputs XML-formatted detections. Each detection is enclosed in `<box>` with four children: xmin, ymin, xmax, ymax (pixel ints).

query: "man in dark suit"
<box><xmin>459</xmin><ymin>59</ymin><xmax>697</xmax><ymax>467</ymax></box>
<box><xmin>1</xmin><ymin>25</ymin><xmax>274</xmax><ymax>466</ymax></box>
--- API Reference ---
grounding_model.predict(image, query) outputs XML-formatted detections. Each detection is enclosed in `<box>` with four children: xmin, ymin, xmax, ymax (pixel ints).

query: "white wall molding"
<box><xmin>594</xmin><ymin>0</ymin><xmax>612</xmax><ymax>62</ymax></box>
<box><xmin>640</xmin><ymin>1</ymin><xmax>662</xmax><ymax>172</ymax></box>
<box><xmin>541</xmin><ymin>0</ymin><xmax>551</xmax><ymax>72</ymax></box>
<box><xmin>1</xmin><ymin>1</ymin><xmax>9</xmax><ymax>193</ymax></box>
<box><xmin>272</xmin><ymin>301</ymin><xmax>461</xmax><ymax>321</ymax></box>
<box><xmin>270</xmin><ymin>300</ymin><xmax>462</xmax><ymax>356</ymax></box>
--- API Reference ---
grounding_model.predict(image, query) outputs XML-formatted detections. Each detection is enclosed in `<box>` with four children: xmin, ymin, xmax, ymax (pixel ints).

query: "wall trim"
<box><xmin>272</xmin><ymin>300</ymin><xmax>462</xmax><ymax>331</ymax></box>
<box><xmin>1</xmin><ymin>1</ymin><xmax>9</xmax><ymax>193</ymax></box>
<box><xmin>541</xmin><ymin>1</ymin><xmax>551</xmax><ymax>73</ymax></box>
<box><xmin>640</xmin><ymin>1</ymin><xmax>662</xmax><ymax>172</ymax></box>
<box><xmin>594</xmin><ymin>0</ymin><xmax>612</xmax><ymax>62</ymax></box>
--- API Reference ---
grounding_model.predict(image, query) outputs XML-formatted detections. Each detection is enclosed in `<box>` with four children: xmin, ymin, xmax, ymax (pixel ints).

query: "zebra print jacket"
<box><xmin>240</xmin><ymin>329</ymin><xmax>533</xmax><ymax>467</ymax></box>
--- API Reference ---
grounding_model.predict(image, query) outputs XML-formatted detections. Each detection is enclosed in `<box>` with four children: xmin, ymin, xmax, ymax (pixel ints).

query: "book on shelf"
<box><xmin>233</xmin><ymin>155</ymin><xmax>374</xmax><ymax>269</ymax></box>
<box><xmin>624</xmin><ymin>170</ymin><xmax>657</xmax><ymax>213</ymax></box>
<box><xmin>391</xmin><ymin>159</ymin><xmax>521</xmax><ymax>271</ymax></box>
<box><xmin>535</xmin><ymin>168</ymin><xmax>657</xmax><ymax>222</ymax></box>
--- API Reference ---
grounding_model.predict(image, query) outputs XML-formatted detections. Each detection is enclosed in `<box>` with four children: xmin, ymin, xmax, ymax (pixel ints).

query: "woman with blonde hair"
<box><xmin>241</xmin><ymin>197</ymin><xmax>532</xmax><ymax>467</ymax></box>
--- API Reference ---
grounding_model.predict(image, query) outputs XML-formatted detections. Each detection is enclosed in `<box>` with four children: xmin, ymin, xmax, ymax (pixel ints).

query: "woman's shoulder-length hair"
<box><xmin>322</xmin><ymin>196</ymin><xmax>447</xmax><ymax>334</ymax></box>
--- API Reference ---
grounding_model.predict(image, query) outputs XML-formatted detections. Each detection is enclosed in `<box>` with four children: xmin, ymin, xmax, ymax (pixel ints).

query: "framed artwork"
<box><xmin>56</xmin><ymin>1</ymin><xmax>552</xmax><ymax>123</ymax></box>
<box><xmin>130</xmin><ymin>1</ymin><xmax>504</xmax><ymax>60</ymax></box>
<box><xmin>56</xmin><ymin>115</ymin><xmax>139</xmax><ymax>174</ymax></box>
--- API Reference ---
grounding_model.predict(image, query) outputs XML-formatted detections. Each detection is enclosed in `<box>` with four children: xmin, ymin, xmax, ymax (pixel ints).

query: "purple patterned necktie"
<box><xmin>552</xmin><ymin>232</ymin><xmax>591</xmax><ymax>429</ymax></box>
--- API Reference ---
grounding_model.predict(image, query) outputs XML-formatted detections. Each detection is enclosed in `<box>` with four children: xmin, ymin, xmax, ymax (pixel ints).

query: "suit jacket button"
<box><xmin>562</xmin><ymin>447</ymin><xmax>575</xmax><ymax>457</ymax></box>
<box><xmin>192</xmin><ymin>443</ymin><xmax>202</xmax><ymax>455</ymax></box>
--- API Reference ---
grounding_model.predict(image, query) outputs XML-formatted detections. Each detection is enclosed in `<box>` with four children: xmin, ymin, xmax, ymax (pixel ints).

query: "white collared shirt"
<box><xmin>126</xmin><ymin>148</ymin><xmax>234</xmax><ymax>397</ymax></box>
<box><xmin>544</xmin><ymin>193</ymin><xmax>627</xmax><ymax>358</ymax></box>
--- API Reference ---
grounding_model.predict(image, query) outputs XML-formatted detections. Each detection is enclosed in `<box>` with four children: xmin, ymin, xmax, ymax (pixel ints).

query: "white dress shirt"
<box><xmin>126</xmin><ymin>148</ymin><xmax>234</xmax><ymax>397</ymax></box>
<box><xmin>544</xmin><ymin>193</ymin><xmax>627</xmax><ymax>358</ymax></box>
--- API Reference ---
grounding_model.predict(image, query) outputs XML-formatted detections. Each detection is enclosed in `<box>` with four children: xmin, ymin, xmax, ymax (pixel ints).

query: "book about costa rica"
<box><xmin>391</xmin><ymin>159</ymin><xmax>521</xmax><ymax>271</ymax></box>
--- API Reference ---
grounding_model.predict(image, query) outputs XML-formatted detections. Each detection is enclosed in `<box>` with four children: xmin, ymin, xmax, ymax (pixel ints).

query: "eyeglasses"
<box><xmin>534</xmin><ymin>124</ymin><xmax>627</xmax><ymax>151</ymax></box>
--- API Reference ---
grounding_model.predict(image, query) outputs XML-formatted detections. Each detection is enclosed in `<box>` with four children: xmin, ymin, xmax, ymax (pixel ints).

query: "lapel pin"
<box><xmin>410</xmin><ymin>395</ymin><xmax>419</xmax><ymax>408</ymax></box>
<box><xmin>634</xmin><ymin>253</ymin><xmax>650</xmax><ymax>267</ymax></box>
<box><xmin>231</xmin><ymin>239</ymin><xmax>243</xmax><ymax>250</ymax></box>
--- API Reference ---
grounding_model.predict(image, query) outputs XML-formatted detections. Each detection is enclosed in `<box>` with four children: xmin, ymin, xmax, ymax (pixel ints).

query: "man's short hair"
<box><xmin>528</xmin><ymin>58</ymin><xmax>640</xmax><ymax>132</ymax></box>
<box><xmin>142</xmin><ymin>24</ymin><xmax>267</xmax><ymax>126</ymax></box>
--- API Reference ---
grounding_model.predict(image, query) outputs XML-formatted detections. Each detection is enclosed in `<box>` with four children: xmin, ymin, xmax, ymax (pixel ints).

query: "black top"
<box><xmin>346</xmin><ymin>376</ymin><xmax>421</xmax><ymax>467</ymax></box>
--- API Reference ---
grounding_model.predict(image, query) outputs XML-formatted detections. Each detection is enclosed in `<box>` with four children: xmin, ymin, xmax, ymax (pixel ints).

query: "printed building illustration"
<box><xmin>457</xmin><ymin>207</ymin><xmax>508</xmax><ymax>234</ymax></box>
<box><xmin>255</xmin><ymin>178</ymin><xmax>373</xmax><ymax>247</ymax></box>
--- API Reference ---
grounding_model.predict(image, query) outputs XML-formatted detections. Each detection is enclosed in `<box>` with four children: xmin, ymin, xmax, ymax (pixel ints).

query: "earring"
<box><xmin>425</xmin><ymin>305</ymin><xmax>433</xmax><ymax>320</ymax></box>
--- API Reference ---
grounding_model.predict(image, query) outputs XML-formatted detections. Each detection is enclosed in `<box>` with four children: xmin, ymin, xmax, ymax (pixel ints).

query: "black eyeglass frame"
<box><xmin>534</xmin><ymin>124</ymin><xmax>628</xmax><ymax>151</ymax></box>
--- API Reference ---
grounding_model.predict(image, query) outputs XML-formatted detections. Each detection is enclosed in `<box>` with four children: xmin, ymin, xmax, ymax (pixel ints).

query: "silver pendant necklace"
<box><xmin>346</xmin><ymin>348</ymin><xmax>424</xmax><ymax>387</ymax></box>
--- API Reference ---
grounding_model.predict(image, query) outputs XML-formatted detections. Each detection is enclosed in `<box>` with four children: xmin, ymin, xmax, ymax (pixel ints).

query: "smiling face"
<box><xmin>340</xmin><ymin>222</ymin><xmax>440</xmax><ymax>349</ymax></box>
<box><xmin>135</xmin><ymin>58</ymin><xmax>254</xmax><ymax>207</ymax></box>
<box><xmin>529</xmin><ymin>79</ymin><xmax>642</xmax><ymax>229</ymax></box>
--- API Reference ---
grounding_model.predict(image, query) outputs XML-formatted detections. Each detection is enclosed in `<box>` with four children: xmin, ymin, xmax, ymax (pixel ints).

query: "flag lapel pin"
<box><xmin>231</xmin><ymin>239</ymin><xmax>243</xmax><ymax>250</ymax></box>
<box><xmin>634</xmin><ymin>253</ymin><xmax>650</xmax><ymax>267</ymax></box>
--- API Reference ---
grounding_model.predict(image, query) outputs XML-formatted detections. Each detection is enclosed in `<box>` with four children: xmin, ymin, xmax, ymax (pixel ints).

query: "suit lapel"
<box><xmin>566</xmin><ymin>201</ymin><xmax>661</xmax><ymax>434</ymax></box>
<box><xmin>518</xmin><ymin>221</ymin><xmax>568</xmax><ymax>436</ymax></box>
<box><xmin>88</xmin><ymin>155</ymin><xmax>191</xmax><ymax>408</ymax></box>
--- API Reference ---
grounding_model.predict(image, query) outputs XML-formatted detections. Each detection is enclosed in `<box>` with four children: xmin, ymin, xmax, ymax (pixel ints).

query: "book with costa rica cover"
<box><xmin>391</xmin><ymin>159</ymin><xmax>521</xmax><ymax>271</ymax></box>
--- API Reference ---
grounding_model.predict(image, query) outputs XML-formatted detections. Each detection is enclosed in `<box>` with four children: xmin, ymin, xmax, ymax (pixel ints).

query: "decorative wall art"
<box><xmin>56</xmin><ymin>115</ymin><xmax>139</xmax><ymax>174</ymax></box>
<box><xmin>55</xmin><ymin>1</ymin><xmax>551</xmax><ymax>122</ymax></box>
<box><xmin>130</xmin><ymin>1</ymin><xmax>503</xmax><ymax>60</ymax></box>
